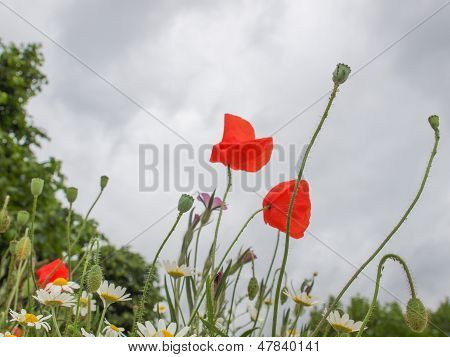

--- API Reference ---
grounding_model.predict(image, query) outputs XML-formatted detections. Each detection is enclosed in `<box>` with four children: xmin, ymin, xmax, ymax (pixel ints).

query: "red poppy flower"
<box><xmin>263</xmin><ymin>179</ymin><xmax>311</xmax><ymax>239</ymax></box>
<box><xmin>210</xmin><ymin>114</ymin><xmax>273</xmax><ymax>172</ymax></box>
<box><xmin>36</xmin><ymin>258</ymin><xmax>68</xmax><ymax>288</ymax></box>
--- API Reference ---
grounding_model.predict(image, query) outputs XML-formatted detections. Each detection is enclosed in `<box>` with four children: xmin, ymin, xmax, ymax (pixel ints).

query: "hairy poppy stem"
<box><xmin>356</xmin><ymin>254</ymin><xmax>415</xmax><ymax>337</ymax></box>
<box><xmin>211</xmin><ymin>166</ymin><xmax>232</xmax><ymax>274</ymax></box>
<box><xmin>311</xmin><ymin>126</ymin><xmax>439</xmax><ymax>337</ymax></box>
<box><xmin>272</xmin><ymin>82</ymin><xmax>340</xmax><ymax>336</ymax></box>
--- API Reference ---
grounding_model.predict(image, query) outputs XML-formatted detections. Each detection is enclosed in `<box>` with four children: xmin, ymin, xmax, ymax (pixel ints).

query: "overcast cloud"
<box><xmin>1</xmin><ymin>0</ymin><xmax>449</xmax><ymax>324</ymax></box>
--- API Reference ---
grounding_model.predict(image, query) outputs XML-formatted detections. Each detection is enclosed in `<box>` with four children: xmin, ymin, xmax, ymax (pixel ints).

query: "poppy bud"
<box><xmin>332</xmin><ymin>63</ymin><xmax>351</xmax><ymax>84</ymax></box>
<box><xmin>281</xmin><ymin>287</ymin><xmax>289</xmax><ymax>305</ymax></box>
<box><xmin>9</xmin><ymin>240</ymin><xmax>17</xmax><ymax>255</ymax></box>
<box><xmin>428</xmin><ymin>115</ymin><xmax>439</xmax><ymax>131</ymax></box>
<box><xmin>31</xmin><ymin>178</ymin><xmax>44</xmax><ymax>197</ymax></box>
<box><xmin>16</xmin><ymin>230</ymin><xmax>31</xmax><ymax>260</ymax></box>
<box><xmin>66</xmin><ymin>187</ymin><xmax>78</xmax><ymax>203</ymax></box>
<box><xmin>247</xmin><ymin>277</ymin><xmax>259</xmax><ymax>301</ymax></box>
<box><xmin>178</xmin><ymin>194</ymin><xmax>194</xmax><ymax>214</ymax></box>
<box><xmin>17</xmin><ymin>210</ymin><xmax>30</xmax><ymax>228</ymax></box>
<box><xmin>87</xmin><ymin>264</ymin><xmax>103</xmax><ymax>293</ymax></box>
<box><xmin>100</xmin><ymin>175</ymin><xmax>109</xmax><ymax>190</ymax></box>
<box><xmin>0</xmin><ymin>210</ymin><xmax>11</xmax><ymax>234</ymax></box>
<box><xmin>405</xmin><ymin>297</ymin><xmax>428</xmax><ymax>333</ymax></box>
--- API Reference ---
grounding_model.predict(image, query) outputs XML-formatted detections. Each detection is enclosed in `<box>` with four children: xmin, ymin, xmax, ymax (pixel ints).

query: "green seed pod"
<box><xmin>0</xmin><ymin>210</ymin><xmax>11</xmax><ymax>233</ymax></box>
<box><xmin>87</xmin><ymin>264</ymin><xmax>103</xmax><ymax>293</ymax></box>
<box><xmin>405</xmin><ymin>297</ymin><xmax>428</xmax><ymax>333</ymax></box>
<box><xmin>332</xmin><ymin>63</ymin><xmax>351</xmax><ymax>84</ymax></box>
<box><xmin>247</xmin><ymin>277</ymin><xmax>259</xmax><ymax>301</ymax></box>
<box><xmin>428</xmin><ymin>115</ymin><xmax>439</xmax><ymax>131</ymax></box>
<box><xmin>281</xmin><ymin>287</ymin><xmax>289</xmax><ymax>305</ymax></box>
<box><xmin>178</xmin><ymin>194</ymin><xmax>194</xmax><ymax>214</ymax></box>
<box><xmin>17</xmin><ymin>210</ymin><xmax>30</xmax><ymax>227</ymax></box>
<box><xmin>16</xmin><ymin>233</ymin><xmax>31</xmax><ymax>260</ymax></box>
<box><xmin>66</xmin><ymin>187</ymin><xmax>78</xmax><ymax>203</ymax></box>
<box><xmin>9</xmin><ymin>240</ymin><xmax>17</xmax><ymax>255</ymax></box>
<box><xmin>31</xmin><ymin>178</ymin><xmax>44</xmax><ymax>197</ymax></box>
<box><xmin>100</xmin><ymin>175</ymin><xmax>109</xmax><ymax>190</ymax></box>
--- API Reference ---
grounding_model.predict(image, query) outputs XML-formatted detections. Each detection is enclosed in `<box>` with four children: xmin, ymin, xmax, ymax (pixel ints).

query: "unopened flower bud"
<box><xmin>16</xmin><ymin>230</ymin><xmax>31</xmax><ymax>260</ymax></box>
<box><xmin>9</xmin><ymin>240</ymin><xmax>17</xmax><ymax>255</ymax></box>
<box><xmin>281</xmin><ymin>287</ymin><xmax>289</xmax><ymax>305</ymax></box>
<box><xmin>31</xmin><ymin>178</ymin><xmax>44</xmax><ymax>197</ymax></box>
<box><xmin>100</xmin><ymin>175</ymin><xmax>109</xmax><ymax>190</ymax></box>
<box><xmin>247</xmin><ymin>277</ymin><xmax>259</xmax><ymax>301</ymax></box>
<box><xmin>17</xmin><ymin>210</ymin><xmax>30</xmax><ymax>227</ymax></box>
<box><xmin>178</xmin><ymin>194</ymin><xmax>194</xmax><ymax>214</ymax></box>
<box><xmin>332</xmin><ymin>63</ymin><xmax>351</xmax><ymax>84</ymax></box>
<box><xmin>0</xmin><ymin>210</ymin><xmax>11</xmax><ymax>233</ymax></box>
<box><xmin>87</xmin><ymin>264</ymin><xmax>103</xmax><ymax>293</ymax></box>
<box><xmin>428</xmin><ymin>115</ymin><xmax>439</xmax><ymax>131</ymax></box>
<box><xmin>405</xmin><ymin>297</ymin><xmax>428</xmax><ymax>333</ymax></box>
<box><xmin>66</xmin><ymin>187</ymin><xmax>78</xmax><ymax>203</ymax></box>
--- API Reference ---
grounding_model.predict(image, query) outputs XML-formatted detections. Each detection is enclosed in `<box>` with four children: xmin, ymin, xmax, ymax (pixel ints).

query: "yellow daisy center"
<box><xmin>158</xmin><ymin>306</ymin><xmax>166</xmax><ymax>313</ymax></box>
<box><xmin>4</xmin><ymin>334</ymin><xmax>17</xmax><ymax>337</ymax></box>
<box><xmin>161</xmin><ymin>329</ymin><xmax>174</xmax><ymax>337</ymax></box>
<box><xmin>293</xmin><ymin>296</ymin><xmax>312</xmax><ymax>306</ymax></box>
<box><xmin>110</xmin><ymin>324</ymin><xmax>120</xmax><ymax>332</ymax></box>
<box><xmin>25</xmin><ymin>313</ymin><xmax>38</xmax><ymax>323</ymax></box>
<box><xmin>53</xmin><ymin>278</ymin><xmax>68</xmax><ymax>286</ymax></box>
<box><xmin>168</xmin><ymin>268</ymin><xmax>185</xmax><ymax>278</ymax></box>
<box><xmin>80</xmin><ymin>297</ymin><xmax>88</xmax><ymax>306</ymax></box>
<box><xmin>101</xmin><ymin>293</ymin><xmax>119</xmax><ymax>303</ymax></box>
<box><xmin>331</xmin><ymin>323</ymin><xmax>353</xmax><ymax>333</ymax></box>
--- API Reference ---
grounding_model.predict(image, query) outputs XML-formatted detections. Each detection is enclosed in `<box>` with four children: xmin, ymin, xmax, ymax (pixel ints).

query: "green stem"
<box><xmin>272</xmin><ymin>82</ymin><xmax>340</xmax><ymax>336</ymax></box>
<box><xmin>356</xmin><ymin>253</ymin><xmax>415</xmax><ymax>337</ymax></box>
<box><xmin>193</xmin><ymin>223</ymin><xmax>203</xmax><ymax>278</ymax></box>
<box><xmin>66</xmin><ymin>203</ymin><xmax>73</xmax><ymax>279</ymax></box>
<box><xmin>133</xmin><ymin>212</ymin><xmax>183</xmax><ymax>333</ymax></box>
<box><xmin>312</xmin><ymin>128</ymin><xmax>440</xmax><ymax>337</ymax></box>
<box><xmin>211</xmin><ymin>166</ymin><xmax>232</xmax><ymax>273</ymax></box>
<box><xmin>96</xmin><ymin>306</ymin><xmax>107</xmax><ymax>336</ymax></box>
<box><xmin>51</xmin><ymin>307</ymin><xmax>62</xmax><ymax>337</ymax></box>
<box><xmin>4</xmin><ymin>260</ymin><xmax>26</xmax><ymax>321</ymax></box>
<box><xmin>226</xmin><ymin>265</ymin><xmax>243</xmax><ymax>334</ymax></box>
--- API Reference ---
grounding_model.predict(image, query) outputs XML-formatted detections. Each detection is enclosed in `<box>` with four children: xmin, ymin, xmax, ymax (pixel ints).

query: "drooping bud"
<box><xmin>66</xmin><ymin>187</ymin><xmax>78</xmax><ymax>204</ymax></box>
<box><xmin>16</xmin><ymin>229</ymin><xmax>31</xmax><ymax>260</ymax></box>
<box><xmin>100</xmin><ymin>175</ymin><xmax>109</xmax><ymax>190</ymax></box>
<box><xmin>31</xmin><ymin>178</ymin><xmax>44</xmax><ymax>197</ymax></box>
<box><xmin>405</xmin><ymin>297</ymin><xmax>428</xmax><ymax>333</ymax></box>
<box><xmin>281</xmin><ymin>287</ymin><xmax>289</xmax><ymax>305</ymax></box>
<box><xmin>0</xmin><ymin>195</ymin><xmax>11</xmax><ymax>233</ymax></box>
<box><xmin>178</xmin><ymin>194</ymin><xmax>194</xmax><ymax>214</ymax></box>
<box><xmin>428</xmin><ymin>115</ymin><xmax>439</xmax><ymax>131</ymax></box>
<box><xmin>16</xmin><ymin>211</ymin><xmax>30</xmax><ymax>228</ymax></box>
<box><xmin>87</xmin><ymin>264</ymin><xmax>103</xmax><ymax>293</ymax></box>
<box><xmin>247</xmin><ymin>277</ymin><xmax>259</xmax><ymax>301</ymax></box>
<box><xmin>332</xmin><ymin>63</ymin><xmax>351</xmax><ymax>84</ymax></box>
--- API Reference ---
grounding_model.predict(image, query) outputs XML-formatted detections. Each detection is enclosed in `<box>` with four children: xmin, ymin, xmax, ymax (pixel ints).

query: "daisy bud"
<box><xmin>100</xmin><ymin>175</ymin><xmax>109</xmax><ymax>190</ymax></box>
<box><xmin>87</xmin><ymin>264</ymin><xmax>103</xmax><ymax>293</ymax></box>
<box><xmin>178</xmin><ymin>194</ymin><xmax>194</xmax><ymax>214</ymax></box>
<box><xmin>31</xmin><ymin>178</ymin><xmax>44</xmax><ymax>197</ymax></box>
<box><xmin>405</xmin><ymin>297</ymin><xmax>428</xmax><ymax>333</ymax></box>
<box><xmin>332</xmin><ymin>63</ymin><xmax>351</xmax><ymax>84</ymax></box>
<box><xmin>16</xmin><ymin>230</ymin><xmax>31</xmax><ymax>260</ymax></box>
<box><xmin>281</xmin><ymin>287</ymin><xmax>289</xmax><ymax>305</ymax></box>
<box><xmin>247</xmin><ymin>277</ymin><xmax>259</xmax><ymax>301</ymax></box>
<box><xmin>66</xmin><ymin>187</ymin><xmax>78</xmax><ymax>204</ymax></box>
<box><xmin>16</xmin><ymin>210</ymin><xmax>30</xmax><ymax>228</ymax></box>
<box><xmin>428</xmin><ymin>115</ymin><xmax>439</xmax><ymax>131</ymax></box>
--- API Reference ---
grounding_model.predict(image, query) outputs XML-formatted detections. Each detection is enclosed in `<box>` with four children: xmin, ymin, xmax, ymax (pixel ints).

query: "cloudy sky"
<box><xmin>1</xmin><ymin>0</ymin><xmax>449</xmax><ymax>322</ymax></box>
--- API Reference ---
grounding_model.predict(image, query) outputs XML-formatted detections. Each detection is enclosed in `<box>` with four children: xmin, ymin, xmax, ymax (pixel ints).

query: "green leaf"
<box><xmin>205</xmin><ymin>276</ymin><xmax>214</xmax><ymax>324</ymax></box>
<box><xmin>240</xmin><ymin>327</ymin><xmax>259</xmax><ymax>337</ymax></box>
<box><xmin>200</xmin><ymin>317</ymin><xmax>228</xmax><ymax>337</ymax></box>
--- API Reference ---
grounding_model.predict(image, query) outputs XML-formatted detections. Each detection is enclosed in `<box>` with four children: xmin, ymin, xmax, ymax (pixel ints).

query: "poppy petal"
<box><xmin>221</xmin><ymin>114</ymin><xmax>255</xmax><ymax>142</ymax></box>
<box><xmin>36</xmin><ymin>258</ymin><xmax>68</xmax><ymax>287</ymax></box>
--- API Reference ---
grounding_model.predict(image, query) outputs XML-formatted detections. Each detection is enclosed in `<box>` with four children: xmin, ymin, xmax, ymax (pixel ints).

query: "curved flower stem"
<box><xmin>312</xmin><ymin>128</ymin><xmax>440</xmax><ymax>337</ymax></box>
<box><xmin>211</xmin><ymin>166</ymin><xmax>232</xmax><ymax>273</ymax></box>
<box><xmin>272</xmin><ymin>82</ymin><xmax>340</xmax><ymax>336</ymax></box>
<box><xmin>356</xmin><ymin>253</ymin><xmax>415</xmax><ymax>337</ymax></box>
<box><xmin>133</xmin><ymin>211</ymin><xmax>183</xmax><ymax>334</ymax></box>
<box><xmin>96</xmin><ymin>305</ymin><xmax>108</xmax><ymax>336</ymax></box>
<box><xmin>66</xmin><ymin>203</ymin><xmax>73</xmax><ymax>279</ymax></box>
<box><xmin>51</xmin><ymin>307</ymin><xmax>62</xmax><ymax>337</ymax></box>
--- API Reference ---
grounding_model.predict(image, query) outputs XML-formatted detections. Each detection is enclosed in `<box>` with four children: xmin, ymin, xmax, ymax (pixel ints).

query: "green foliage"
<box><xmin>0</xmin><ymin>38</ymin><xmax>159</xmax><ymax>328</ymax></box>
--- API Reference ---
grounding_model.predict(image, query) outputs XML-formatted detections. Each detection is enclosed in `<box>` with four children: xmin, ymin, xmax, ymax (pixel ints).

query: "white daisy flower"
<box><xmin>137</xmin><ymin>319</ymin><xmax>189</xmax><ymax>337</ymax></box>
<box><xmin>264</xmin><ymin>298</ymin><xmax>273</xmax><ymax>306</ymax></box>
<box><xmin>153</xmin><ymin>302</ymin><xmax>168</xmax><ymax>314</ymax></box>
<box><xmin>0</xmin><ymin>332</ymin><xmax>17</xmax><ymax>337</ymax></box>
<box><xmin>162</xmin><ymin>260</ymin><xmax>194</xmax><ymax>278</ymax></box>
<box><xmin>284</xmin><ymin>290</ymin><xmax>319</xmax><ymax>307</ymax></box>
<box><xmin>9</xmin><ymin>309</ymin><xmax>51</xmax><ymax>332</ymax></box>
<box><xmin>96</xmin><ymin>280</ymin><xmax>131</xmax><ymax>306</ymax></box>
<box><xmin>103</xmin><ymin>319</ymin><xmax>126</xmax><ymax>337</ymax></box>
<box><xmin>326</xmin><ymin>311</ymin><xmax>364</xmax><ymax>333</ymax></box>
<box><xmin>80</xmin><ymin>328</ymin><xmax>96</xmax><ymax>337</ymax></box>
<box><xmin>44</xmin><ymin>277</ymin><xmax>80</xmax><ymax>294</ymax></box>
<box><xmin>72</xmin><ymin>291</ymin><xmax>96</xmax><ymax>317</ymax></box>
<box><xmin>247</xmin><ymin>304</ymin><xmax>264</xmax><ymax>323</ymax></box>
<box><xmin>33</xmin><ymin>289</ymin><xmax>75</xmax><ymax>307</ymax></box>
